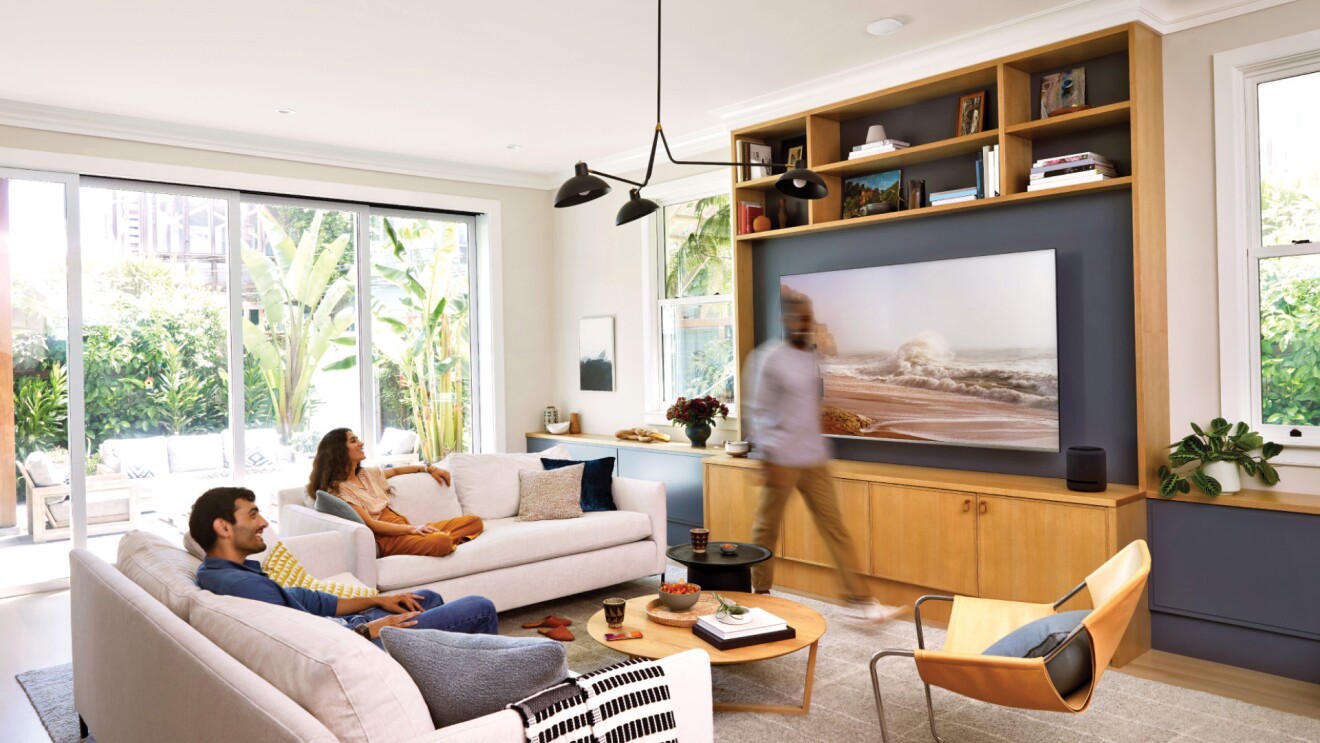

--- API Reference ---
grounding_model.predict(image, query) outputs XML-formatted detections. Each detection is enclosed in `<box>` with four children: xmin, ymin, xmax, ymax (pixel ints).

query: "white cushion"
<box><xmin>375</xmin><ymin>510</ymin><xmax>652</xmax><ymax>591</ymax></box>
<box><xmin>116</xmin><ymin>530</ymin><xmax>203</xmax><ymax>621</ymax></box>
<box><xmin>378</xmin><ymin>427</ymin><xmax>419</xmax><ymax>456</ymax></box>
<box><xmin>189</xmin><ymin>591</ymin><xmax>433</xmax><ymax>743</ymax></box>
<box><xmin>166</xmin><ymin>433</ymin><xmax>225</xmax><ymax>473</ymax></box>
<box><xmin>24</xmin><ymin>451</ymin><xmax>70</xmax><ymax>486</ymax></box>
<box><xmin>104</xmin><ymin>436</ymin><xmax>170</xmax><ymax>479</ymax></box>
<box><xmin>441</xmin><ymin>446</ymin><xmax>569</xmax><ymax>519</ymax></box>
<box><xmin>386</xmin><ymin>472</ymin><xmax>462</xmax><ymax>523</ymax></box>
<box><xmin>221</xmin><ymin>428</ymin><xmax>282</xmax><ymax>468</ymax></box>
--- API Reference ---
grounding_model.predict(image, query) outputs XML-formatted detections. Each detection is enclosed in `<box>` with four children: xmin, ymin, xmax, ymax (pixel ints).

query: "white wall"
<box><xmin>1164</xmin><ymin>0</ymin><xmax>1320</xmax><ymax>493</ymax></box>
<box><xmin>0</xmin><ymin>125</ymin><xmax>554</xmax><ymax>454</ymax></box>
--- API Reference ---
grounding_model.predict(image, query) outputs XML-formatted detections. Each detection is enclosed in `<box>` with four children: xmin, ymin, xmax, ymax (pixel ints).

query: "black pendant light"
<box><xmin>554</xmin><ymin>162</ymin><xmax>612</xmax><ymax>208</ymax></box>
<box><xmin>554</xmin><ymin>0</ymin><xmax>828</xmax><ymax>225</ymax></box>
<box><xmin>616</xmin><ymin>189</ymin><xmax>660</xmax><ymax>225</ymax></box>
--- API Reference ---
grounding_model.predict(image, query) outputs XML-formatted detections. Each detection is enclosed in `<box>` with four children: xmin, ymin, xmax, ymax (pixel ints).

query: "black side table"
<box><xmin>666</xmin><ymin>542</ymin><xmax>772</xmax><ymax>592</ymax></box>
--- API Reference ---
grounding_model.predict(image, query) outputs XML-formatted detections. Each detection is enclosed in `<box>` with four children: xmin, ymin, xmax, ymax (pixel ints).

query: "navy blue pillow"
<box><xmin>541</xmin><ymin>457</ymin><xmax>616</xmax><ymax>512</ymax></box>
<box><xmin>983</xmin><ymin>610</ymin><xmax>1092</xmax><ymax>697</ymax></box>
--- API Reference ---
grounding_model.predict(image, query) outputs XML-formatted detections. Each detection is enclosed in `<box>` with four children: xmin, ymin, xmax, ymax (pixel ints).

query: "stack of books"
<box><xmin>848</xmin><ymin>139</ymin><xmax>910</xmax><ymax>160</ymax></box>
<box><xmin>979</xmin><ymin>144</ymin><xmax>1001</xmax><ymax>197</ymax></box>
<box><xmin>737</xmin><ymin>201</ymin><xmax>764</xmax><ymax>234</ymax></box>
<box><xmin>1027</xmin><ymin>152</ymin><xmax>1117</xmax><ymax>191</ymax></box>
<box><xmin>929</xmin><ymin>186</ymin><xmax>979</xmax><ymax>206</ymax></box>
<box><xmin>692</xmin><ymin>608</ymin><xmax>796</xmax><ymax>650</ymax></box>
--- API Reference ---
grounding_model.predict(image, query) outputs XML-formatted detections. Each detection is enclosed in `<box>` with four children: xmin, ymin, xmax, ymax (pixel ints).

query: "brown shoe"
<box><xmin>521</xmin><ymin>615</ymin><xmax>573</xmax><ymax>629</ymax></box>
<box><xmin>537</xmin><ymin>626</ymin><xmax>575</xmax><ymax>641</ymax></box>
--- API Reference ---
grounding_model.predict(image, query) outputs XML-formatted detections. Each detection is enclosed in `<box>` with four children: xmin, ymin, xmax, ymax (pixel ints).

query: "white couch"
<box><xmin>70</xmin><ymin>530</ymin><xmax>713</xmax><ymax>743</ymax></box>
<box><xmin>277</xmin><ymin>447</ymin><xmax>669</xmax><ymax>611</ymax></box>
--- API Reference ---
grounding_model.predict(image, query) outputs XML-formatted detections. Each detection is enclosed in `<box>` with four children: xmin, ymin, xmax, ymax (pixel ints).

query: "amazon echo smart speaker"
<box><xmin>1066</xmin><ymin>446</ymin><xmax>1107</xmax><ymax>492</ymax></box>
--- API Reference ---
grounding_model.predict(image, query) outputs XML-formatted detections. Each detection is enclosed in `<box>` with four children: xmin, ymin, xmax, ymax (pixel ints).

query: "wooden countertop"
<box><xmin>526</xmin><ymin>431</ymin><xmax>716</xmax><ymax>458</ymax></box>
<box><xmin>704</xmin><ymin>455</ymin><xmax>1146</xmax><ymax>508</ymax></box>
<box><xmin>1150</xmin><ymin>488</ymin><xmax>1320</xmax><ymax>517</ymax></box>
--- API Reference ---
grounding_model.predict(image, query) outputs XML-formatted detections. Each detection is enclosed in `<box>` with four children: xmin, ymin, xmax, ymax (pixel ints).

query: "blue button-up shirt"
<box><xmin>195</xmin><ymin>557</ymin><xmax>363</xmax><ymax>629</ymax></box>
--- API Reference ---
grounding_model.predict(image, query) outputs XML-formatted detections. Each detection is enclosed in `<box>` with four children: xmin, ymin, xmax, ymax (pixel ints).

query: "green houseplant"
<box><xmin>666</xmin><ymin>395</ymin><xmax>729</xmax><ymax>448</ymax></box>
<box><xmin>1157</xmin><ymin>418</ymin><xmax>1283</xmax><ymax>498</ymax></box>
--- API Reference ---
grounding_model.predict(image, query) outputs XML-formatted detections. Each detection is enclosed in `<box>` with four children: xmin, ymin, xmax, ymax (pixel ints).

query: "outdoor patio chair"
<box><xmin>16</xmin><ymin>462</ymin><xmax>141</xmax><ymax>543</ymax></box>
<box><xmin>870</xmin><ymin>539</ymin><xmax>1151</xmax><ymax>742</ymax></box>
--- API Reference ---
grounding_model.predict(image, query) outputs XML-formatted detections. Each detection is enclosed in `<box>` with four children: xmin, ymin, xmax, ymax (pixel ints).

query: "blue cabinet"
<box><xmin>526</xmin><ymin>435</ymin><xmax>707</xmax><ymax>546</ymax></box>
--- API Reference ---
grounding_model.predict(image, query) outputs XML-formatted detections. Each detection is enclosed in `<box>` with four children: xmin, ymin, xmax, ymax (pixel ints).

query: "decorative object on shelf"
<box><xmin>842</xmin><ymin>170</ymin><xmax>902</xmax><ymax>219</ymax></box>
<box><xmin>861</xmin><ymin>202</ymin><xmax>893</xmax><ymax>216</ymax></box>
<box><xmin>1041</xmin><ymin>67</ymin><xmax>1086</xmax><ymax>118</ymax></box>
<box><xmin>719</xmin><ymin>542</ymin><xmax>739</xmax><ymax>556</ymax></box>
<box><xmin>603</xmin><ymin>597</ymin><xmax>627</xmax><ymax>628</ymax></box>
<box><xmin>1028</xmin><ymin>151</ymin><xmax>1116</xmax><ymax>191</ymax></box>
<box><xmin>777</xmin><ymin>200</ymin><xmax>790</xmax><ymax>230</ymax></box>
<box><xmin>579</xmin><ymin>316</ymin><xmax>615</xmax><ymax>392</ymax></box>
<box><xmin>568</xmin><ymin>412</ymin><xmax>581</xmax><ymax>434</ymax></box>
<box><xmin>724</xmin><ymin>440</ymin><xmax>750</xmax><ymax>457</ymax></box>
<box><xmin>552</xmin><ymin>1</ymin><xmax>829</xmax><ymax>226</ymax></box>
<box><xmin>957</xmin><ymin>90</ymin><xmax>987</xmax><ymax>136</ymax></box>
<box><xmin>657</xmin><ymin>580</ymin><xmax>702</xmax><ymax>611</ymax></box>
<box><xmin>666</xmin><ymin>395</ymin><xmax>729</xmax><ymax>447</ymax></box>
<box><xmin>865</xmin><ymin>124</ymin><xmax>889</xmax><ymax>143</ymax></box>
<box><xmin>737</xmin><ymin>201</ymin><xmax>765</xmax><ymax>235</ymax></box>
<box><xmin>780</xmin><ymin>136</ymin><xmax>806</xmax><ymax>175</ymax></box>
<box><xmin>1066</xmin><ymin>446</ymin><xmax>1107</xmax><ymax>492</ymax></box>
<box><xmin>614</xmin><ymin>427</ymin><xmax>671</xmax><ymax>442</ymax></box>
<box><xmin>747</xmin><ymin>142</ymin><xmax>773</xmax><ymax>180</ymax></box>
<box><xmin>689</xmin><ymin>527</ymin><xmax>709</xmax><ymax>553</ymax></box>
<box><xmin>752</xmin><ymin>214</ymin><xmax>772</xmax><ymax>232</ymax></box>
<box><xmin>1158</xmin><ymin>418</ymin><xmax>1283</xmax><ymax>498</ymax></box>
<box><xmin>543</xmin><ymin>406</ymin><xmax>559</xmax><ymax>430</ymax></box>
<box><xmin>546</xmin><ymin>421</ymin><xmax>571</xmax><ymax>435</ymax></box>
<box><xmin>712</xmin><ymin>593</ymin><xmax>751</xmax><ymax>624</ymax></box>
<box><xmin>905</xmin><ymin>179</ymin><xmax>926</xmax><ymax>210</ymax></box>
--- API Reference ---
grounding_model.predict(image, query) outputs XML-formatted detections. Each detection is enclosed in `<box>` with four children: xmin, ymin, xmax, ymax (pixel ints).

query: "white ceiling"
<box><xmin>0</xmin><ymin>0</ymin><xmax>1293</xmax><ymax>188</ymax></box>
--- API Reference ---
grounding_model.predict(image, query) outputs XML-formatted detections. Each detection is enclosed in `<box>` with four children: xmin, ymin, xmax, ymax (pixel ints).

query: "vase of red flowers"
<box><xmin>666</xmin><ymin>395</ymin><xmax>729</xmax><ymax>448</ymax></box>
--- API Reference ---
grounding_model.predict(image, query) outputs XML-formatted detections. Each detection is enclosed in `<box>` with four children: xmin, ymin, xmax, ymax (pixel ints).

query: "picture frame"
<box><xmin>579</xmin><ymin>316</ymin><xmax>615</xmax><ymax>392</ymax></box>
<box><xmin>747</xmin><ymin>142</ymin><xmax>773</xmax><ymax>180</ymax></box>
<box><xmin>956</xmin><ymin>90</ymin><xmax>986</xmax><ymax>137</ymax></box>
<box><xmin>1040</xmin><ymin>67</ymin><xmax>1086</xmax><ymax>118</ymax></box>
<box><xmin>780</xmin><ymin>135</ymin><xmax>807</xmax><ymax>172</ymax></box>
<box><xmin>842</xmin><ymin>170</ymin><xmax>902</xmax><ymax>219</ymax></box>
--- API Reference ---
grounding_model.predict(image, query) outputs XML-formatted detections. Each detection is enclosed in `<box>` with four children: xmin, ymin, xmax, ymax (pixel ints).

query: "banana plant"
<box><xmin>242</xmin><ymin>209</ymin><xmax>356</xmax><ymax>444</ymax></box>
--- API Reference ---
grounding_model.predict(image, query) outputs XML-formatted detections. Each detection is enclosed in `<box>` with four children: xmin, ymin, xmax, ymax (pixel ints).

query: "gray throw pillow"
<box><xmin>517</xmin><ymin>464</ymin><xmax>584</xmax><ymax>521</ymax></box>
<box><xmin>380</xmin><ymin>627</ymin><xmax>568</xmax><ymax>727</ymax></box>
<box><xmin>314</xmin><ymin>490</ymin><xmax>366</xmax><ymax>526</ymax></box>
<box><xmin>982</xmin><ymin>609</ymin><xmax>1092</xmax><ymax>696</ymax></box>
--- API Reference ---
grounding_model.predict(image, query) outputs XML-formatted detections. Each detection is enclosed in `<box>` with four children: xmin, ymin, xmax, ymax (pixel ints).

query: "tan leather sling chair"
<box><xmin>870</xmin><ymin>539</ymin><xmax>1151</xmax><ymax>742</ymax></box>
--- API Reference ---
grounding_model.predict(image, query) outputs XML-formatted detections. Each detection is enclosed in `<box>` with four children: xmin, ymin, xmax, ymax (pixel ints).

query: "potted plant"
<box><xmin>1157</xmin><ymin>418</ymin><xmax>1283</xmax><ymax>498</ymax></box>
<box><xmin>666</xmin><ymin>395</ymin><xmax>729</xmax><ymax>448</ymax></box>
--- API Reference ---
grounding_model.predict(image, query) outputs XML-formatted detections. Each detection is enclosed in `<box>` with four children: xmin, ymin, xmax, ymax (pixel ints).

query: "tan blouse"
<box><xmin>333</xmin><ymin>467</ymin><xmax>393</xmax><ymax>518</ymax></box>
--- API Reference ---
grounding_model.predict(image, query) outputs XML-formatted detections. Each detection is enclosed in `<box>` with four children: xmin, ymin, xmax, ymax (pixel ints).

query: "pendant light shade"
<box><xmin>616</xmin><ymin>189</ymin><xmax>660</xmax><ymax>225</ymax></box>
<box><xmin>555</xmin><ymin>162</ymin><xmax>612</xmax><ymax>208</ymax></box>
<box><xmin>776</xmin><ymin>161</ymin><xmax>829</xmax><ymax>200</ymax></box>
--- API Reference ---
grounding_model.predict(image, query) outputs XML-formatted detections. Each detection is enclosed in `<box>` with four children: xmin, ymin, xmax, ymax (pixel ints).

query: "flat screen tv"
<box><xmin>779</xmin><ymin>249</ymin><xmax>1059</xmax><ymax>452</ymax></box>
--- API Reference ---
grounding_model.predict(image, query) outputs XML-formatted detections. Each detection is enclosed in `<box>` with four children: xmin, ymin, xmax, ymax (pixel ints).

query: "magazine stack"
<box><xmin>1027</xmin><ymin>152</ymin><xmax>1117</xmax><ymax>191</ymax></box>
<box><xmin>692</xmin><ymin>607</ymin><xmax>796</xmax><ymax>650</ymax></box>
<box><xmin>848</xmin><ymin>139</ymin><xmax>910</xmax><ymax>159</ymax></box>
<box><xmin>929</xmin><ymin>186</ymin><xmax>979</xmax><ymax>206</ymax></box>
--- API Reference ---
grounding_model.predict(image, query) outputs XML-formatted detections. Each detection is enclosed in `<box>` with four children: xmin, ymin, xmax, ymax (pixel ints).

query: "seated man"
<box><xmin>191</xmin><ymin>486</ymin><xmax>497</xmax><ymax>645</ymax></box>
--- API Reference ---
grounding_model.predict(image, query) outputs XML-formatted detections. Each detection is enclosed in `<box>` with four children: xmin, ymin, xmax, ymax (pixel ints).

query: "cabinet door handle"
<box><xmin>978</xmin><ymin>500</ymin><xmax>988</xmax><ymax>514</ymax></box>
<box><xmin>962</xmin><ymin>498</ymin><xmax>971</xmax><ymax>512</ymax></box>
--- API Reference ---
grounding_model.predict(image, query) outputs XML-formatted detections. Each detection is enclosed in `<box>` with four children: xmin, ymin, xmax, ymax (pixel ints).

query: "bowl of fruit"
<box><xmin>657</xmin><ymin>580</ymin><xmax>702</xmax><ymax>611</ymax></box>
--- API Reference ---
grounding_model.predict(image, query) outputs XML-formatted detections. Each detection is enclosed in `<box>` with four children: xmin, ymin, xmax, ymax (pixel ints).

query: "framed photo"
<box><xmin>957</xmin><ymin>91</ymin><xmax>986</xmax><ymax>136</ymax></box>
<box><xmin>579</xmin><ymin>316</ymin><xmax>615</xmax><ymax>392</ymax></box>
<box><xmin>780</xmin><ymin>135</ymin><xmax>807</xmax><ymax>172</ymax></box>
<box><xmin>842</xmin><ymin>170</ymin><xmax>902</xmax><ymax>218</ymax></box>
<box><xmin>747</xmin><ymin>142</ymin><xmax>773</xmax><ymax>180</ymax></box>
<box><xmin>1040</xmin><ymin>67</ymin><xmax>1086</xmax><ymax>118</ymax></box>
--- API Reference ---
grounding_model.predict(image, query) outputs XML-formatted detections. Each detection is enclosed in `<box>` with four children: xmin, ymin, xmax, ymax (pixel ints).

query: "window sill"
<box><xmin>643</xmin><ymin>411</ymin><xmax>739</xmax><ymax>434</ymax></box>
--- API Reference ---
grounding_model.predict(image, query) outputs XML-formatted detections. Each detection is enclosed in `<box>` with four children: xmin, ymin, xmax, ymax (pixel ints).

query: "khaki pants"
<box><xmin>750</xmin><ymin>463</ymin><xmax>867</xmax><ymax>600</ymax></box>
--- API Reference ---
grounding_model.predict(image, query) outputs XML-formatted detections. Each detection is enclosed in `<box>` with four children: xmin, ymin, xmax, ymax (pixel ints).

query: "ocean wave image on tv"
<box><xmin>780</xmin><ymin>250</ymin><xmax>1059</xmax><ymax>452</ymax></box>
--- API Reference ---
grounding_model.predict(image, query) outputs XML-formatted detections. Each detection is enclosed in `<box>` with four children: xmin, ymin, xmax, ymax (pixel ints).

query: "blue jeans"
<box><xmin>352</xmin><ymin>591</ymin><xmax>498</xmax><ymax>648</ymax></box>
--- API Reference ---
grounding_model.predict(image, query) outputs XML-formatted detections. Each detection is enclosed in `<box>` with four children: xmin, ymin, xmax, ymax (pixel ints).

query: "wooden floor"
<box><xmin>1119</xmin><ymin>648</ymin><xmax>1320</xmax><ymax>721</ymax></box>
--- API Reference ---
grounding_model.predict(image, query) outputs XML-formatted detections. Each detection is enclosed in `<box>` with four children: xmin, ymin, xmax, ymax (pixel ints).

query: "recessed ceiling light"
<box><xmin>276</xmin><ymin>108</ymin><xmax>296</xmax><ymax>115</ymax></box>
<box><xmin>866</xmin><ymin>18</ymin><xmax>904</xmax><ymax>36</ymax></box>
<box><xmin>506</xmin><ymin>144</ymin><xmax>522</xmax><ymax>150</ymax></box>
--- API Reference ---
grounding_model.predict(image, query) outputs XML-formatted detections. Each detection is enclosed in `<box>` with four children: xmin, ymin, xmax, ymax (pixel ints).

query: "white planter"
<box><xmin>1201</xmin><ymin>460</ymin><xmax>1241</xmax><ymax>494</ymax></box>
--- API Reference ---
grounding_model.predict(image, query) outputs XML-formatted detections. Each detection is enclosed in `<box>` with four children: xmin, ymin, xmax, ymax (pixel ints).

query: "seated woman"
<box><xmin>307</xmin><ymin>428</ymin><xmax>482</xmax><ymax>558</ymax></box>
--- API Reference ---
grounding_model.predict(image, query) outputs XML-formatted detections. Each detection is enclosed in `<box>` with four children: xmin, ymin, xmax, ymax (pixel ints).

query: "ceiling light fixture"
<box><xmin>866</xmin><ymin>17</ymin><xmax>904</xmax><ymax>36</ymax></box>
<box><xmin>554</xmin><ymin>0</ymin><xmax>830</xmax><ymax>225</ymax></box>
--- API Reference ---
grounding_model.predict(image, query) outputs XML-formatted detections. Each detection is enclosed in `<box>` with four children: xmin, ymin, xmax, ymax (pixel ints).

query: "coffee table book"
<box><xmin>695</xmin><ymin>607</ymin><xmax>786</xmax><ymax>638</ymax></box>
<box><xmin>693</xmin><ymin>622</ymin><xmax>796</xmax><ymax>650</ymax></box>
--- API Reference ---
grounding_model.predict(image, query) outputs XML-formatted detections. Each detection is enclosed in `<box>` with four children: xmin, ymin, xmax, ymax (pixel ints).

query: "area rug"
<box><xmin>19</xmin><ymin>574</ymin><xmax>1320</xmax><ymax>743</ymax></box>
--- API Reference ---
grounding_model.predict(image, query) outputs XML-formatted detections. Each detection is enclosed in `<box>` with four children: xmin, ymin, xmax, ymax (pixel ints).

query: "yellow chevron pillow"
<box><xmin>262</xmin><ymin>541</ymin><xmax>378</xmax><ymax>599</ymax></box>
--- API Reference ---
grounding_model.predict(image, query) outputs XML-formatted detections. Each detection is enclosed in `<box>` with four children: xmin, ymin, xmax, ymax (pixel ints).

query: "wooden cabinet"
<box><xmin>976</xmin><ymin>495</ymin><xmax>1107</xmax><ymax>607</ymax></box>
<box><xmin>782</xmin><ymin>478</ymin><xmax>869</xmax><ymax>572</ymax></box>
<box><xmin>703</xmin><ymin>461</ymin><xmax>763</xmax><ymax>545</ymax></box>
<box><xmin>869</xmin><ymin>484</ymin><xmax>978</xmax><ymax>596</ymax></box>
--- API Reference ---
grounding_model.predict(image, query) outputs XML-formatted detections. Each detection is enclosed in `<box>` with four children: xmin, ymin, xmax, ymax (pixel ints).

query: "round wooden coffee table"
<box><xmin>587</xmin><ymin>591</ymin><xmax>826</xmax><ymax>715</ymax></box>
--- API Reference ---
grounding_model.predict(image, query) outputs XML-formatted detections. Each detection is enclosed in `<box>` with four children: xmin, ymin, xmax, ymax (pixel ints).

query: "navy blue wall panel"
<box><xmin>1152</xmin><ymin>611</ymin><xmax>1320</xmax><ymax>685</ymax></box>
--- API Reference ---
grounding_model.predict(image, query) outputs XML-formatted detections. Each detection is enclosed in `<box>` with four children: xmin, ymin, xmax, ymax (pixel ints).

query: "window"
<box><xmin>1215</xmin><ymin>31</ymin><xmax>1320</xmax><ymax>463</ymax></box>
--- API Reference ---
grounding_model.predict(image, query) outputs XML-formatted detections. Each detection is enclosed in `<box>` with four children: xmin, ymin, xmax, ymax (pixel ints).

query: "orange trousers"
<box><xmin>376</xmin><ymin>508</ymin><xmax>483</xmax><ymax>558</ymax></box>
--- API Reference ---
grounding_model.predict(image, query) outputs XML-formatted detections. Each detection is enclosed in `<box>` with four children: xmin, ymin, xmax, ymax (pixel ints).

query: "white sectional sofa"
<box><xmin>277</xmin><ymin>447</ymin><xmax>669</xmax><ymax>610</ymax></box>
<box><xmin>71</xmin><ymin>530</ymin><xmax>713</xmax><ymax>743</ymax></box>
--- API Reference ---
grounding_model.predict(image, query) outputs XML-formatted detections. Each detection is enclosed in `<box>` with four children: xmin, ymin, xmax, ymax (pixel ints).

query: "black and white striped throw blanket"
<box><xmin>511</xmin><ymin>657</ymin><xmax>678</xmax><ymax>743</ymax></box>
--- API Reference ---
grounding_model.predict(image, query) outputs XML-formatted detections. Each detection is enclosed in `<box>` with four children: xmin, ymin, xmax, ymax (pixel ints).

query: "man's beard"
<box><xmin>787</xmin><ymin>329</ymin><xmax>813</xmax><ymax>348</ymax></box>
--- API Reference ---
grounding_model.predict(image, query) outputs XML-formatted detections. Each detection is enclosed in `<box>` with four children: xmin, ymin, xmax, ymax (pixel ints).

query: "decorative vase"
<box><xmin>778</xmin><ymin>200</ymin><xmax>790</xmax><ymax>229</ymax></box>
<box><xmin>543</xmin><ymin>406</ymin><xmax>559</xmax><ymax>431</ymax></box>
<box><xmin>685</xmin><ymin>423</ymin><xmax>712</xmax><ymax>448</ymax></box>
<box><xmin>1201</xmin><ymin>460</ymin><xmax>1241</xmax><ymax>494</ymax></box>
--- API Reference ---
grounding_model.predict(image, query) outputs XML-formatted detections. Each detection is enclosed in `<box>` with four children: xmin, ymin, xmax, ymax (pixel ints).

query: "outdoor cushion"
<box><xmin>166</xmin><ymin>433</ymin><xmax>225</xmax><ymax>473</ymax></box>
<box><xmin>105</xmin><ymin>436</ymin><xmax>170</xmax><ymax>479</ymax></box>
<box><xmin>116</xmin><ymin>530</ymin><xmax>203</xmax><ymax>621</ymax></box>
<box><xmin>189</xmin><ymin>591</ymin><xmax>433</xmax><ymax>743</ymax></box>
<box><xmin>517</xmin><ymin>465</ymin><xmax>584</xmax><ymax>522</ymax></box>
<box><xmin>441</xmin><ymin>446</ymin><xmax>570</xmax><ymax>519</ymax></box>
<box><xmin>983</xmin><ymin>609</ymin><xmax>1092</xmax><ymax>696</ymax></box>
<box><xmin>378</xmin><ymin>427</ymin><xmax>419</xmax><ymax>456</ymax></box>
<box><xmin>374</xmin><ymin>510</ymin><xmax>652</xmax><ymax>591</ymax></box>
<box><xmin>23</xmin><ymin>450</ymin><xmax>71</xmax><ymax>486</ymax></box>
<box><xmin>380</xmin><ymin>627</ymin><xmax>567</xmax><ymax>728</ymax></box>
<box><xmin>541</xmin><ymin>457</ymin><xmax>617</xmax><ymax>511</ymax></box>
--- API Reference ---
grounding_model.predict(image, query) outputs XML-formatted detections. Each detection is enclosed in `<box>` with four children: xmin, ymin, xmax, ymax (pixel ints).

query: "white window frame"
<box><xmin>1215</xmin><ymin>28</ymin><xmax>1320</xmax><ymax>466</ymax></box>
<box><xmin>639</xmin><ymin>170</ymin><xmax>737</xmax><ymax>430</ymax></box>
